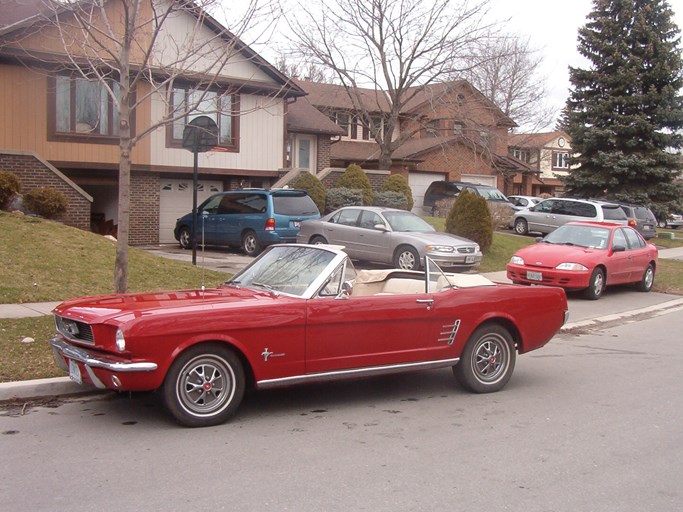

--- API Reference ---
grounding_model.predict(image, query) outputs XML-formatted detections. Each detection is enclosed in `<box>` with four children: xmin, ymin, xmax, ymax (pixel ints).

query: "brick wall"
<box><xmin>317</xmin><ymin>137</ymin><xmax>332</xmax><ymax>172</ymax></box>
<box><xmin>0</xmin><ymin>152</ymin><xmax>91</xmax><ymax>231</ymax></box>
<box><xmin>129</xmin><ymin>172</ymin><xmax>159</xmax><ymax>245</ymax></box>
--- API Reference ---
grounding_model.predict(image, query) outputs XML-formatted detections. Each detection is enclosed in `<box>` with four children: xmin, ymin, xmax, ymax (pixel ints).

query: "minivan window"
<box><xmin>562</xmin><ymin>201</ymin><xmax>597</xmax><ymax>217</ymax></box>
<box><xmin>602</xmin><ymin>205</ymin><xmax>627</xmax><ymax>220</ymax></box>
<box><xmin>272</xmin><ymin>192</ymin><xmax>318</xmax><ymax>216</ymax></box>
<box><xmin>218</xmin><ymin>193</ymin><xmax>265</xmax><ymax>214</ymax></box>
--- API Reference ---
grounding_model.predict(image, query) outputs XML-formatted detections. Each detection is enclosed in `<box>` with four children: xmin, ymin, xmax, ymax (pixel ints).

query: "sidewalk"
<box><xmin>2</xmin><ymin>245</ymin><xmax>683</xmax><ymax>402</ymax></box>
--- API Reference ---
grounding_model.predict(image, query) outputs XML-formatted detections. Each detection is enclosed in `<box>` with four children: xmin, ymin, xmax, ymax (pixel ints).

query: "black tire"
<box><xmin>453</xmin><ymin>324</ymin><xmax>516</xmax><ymax>393</ymax></box>
<box><xmin>514</xmin><ymin>218</ymin><xmax>529</xmax><ymax>235</ymax></box>
<box><xmin>657</xmin><ymin>219</ymin><xmax>667</xmax><ymax>228</ymax></box>
<box><xmin>310</xmin><ymin>235</ymin><xmax>328</xmax><ymax>245</ymax></box>
<box><xmin>583</xmin><ymin>267</ymin><xmax>605</xmax><ymax>300</ymax></box>
<box><xmin>241</xmin><ymin>231</ymin><xmax>262</xmax><ymax>257</ymax></box>
<box><xmin>178</xmin><ymin>227</ymin><xmax>192</xmax><ymax>250</ymax></box>
<box><xmin>394</xmin><ymin>246</ymin><xmax>420</xmax><ymax>270</ymax></box>
<box><xmin>636</xmin><ymin>264</ymin><xmax>655</xmax><ymax>292</ymax></box>
<box><xmin>163</xmin><ymin>344</ymin><xmax>245</xmax><ymax>428</ymax></box>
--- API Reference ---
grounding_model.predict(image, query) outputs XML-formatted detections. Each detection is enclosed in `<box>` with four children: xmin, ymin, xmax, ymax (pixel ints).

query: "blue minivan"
<box><xmin>174</xmin><ymin>188</ymin><xmax>320</xmax><ymax>256</ymax></box>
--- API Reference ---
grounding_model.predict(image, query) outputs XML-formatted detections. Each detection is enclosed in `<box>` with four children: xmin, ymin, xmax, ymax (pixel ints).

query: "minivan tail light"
<box><xmin>265</xmin><ymin>218</ymin><xmax>275</xmax><ymax>231</ymax></box>
<box><xmin>628</xmin><ymin>219</ymin><xmax>637</xmax><ymax>227</ymax></box>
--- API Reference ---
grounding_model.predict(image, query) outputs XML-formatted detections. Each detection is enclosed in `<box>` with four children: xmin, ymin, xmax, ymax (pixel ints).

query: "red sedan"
<box><xmin>507</xmin><ymin>222</ymin><xmax>658</xmax><ymax>300</ymax></box>
<box><xmin>50</xmin><ymin>244</ymin><xmax>568</xmax><ymax>427</ymax></box>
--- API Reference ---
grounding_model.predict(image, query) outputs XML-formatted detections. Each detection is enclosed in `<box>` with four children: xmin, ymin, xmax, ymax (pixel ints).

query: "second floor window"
<box><xmin>52</xmin><ymin>75</ymin><xmax>121</xmax><ymax>139</ymax></box>
<box><xmin>553</xmin><ymin>151</ymin><xmax>569</xmax><ymax>169</ymax></box>
<box><xmin>169</xmin><ymin>86</ymin><xmax>237</xmax><ymax>150</ymax></box>
<box><xmin>511</xmin><ymin>148</ymin><xmax>530</xmax><ymax>163</ymax></box>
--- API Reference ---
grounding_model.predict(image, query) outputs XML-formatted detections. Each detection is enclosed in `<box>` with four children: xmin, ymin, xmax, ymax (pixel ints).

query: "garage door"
<box><xmin>461</xmin><ymin>174</ymin><xmax>497</xmax><ymax>187</ymax></box>
<box><xmin>408</xmin><ymin>171</ymin><xmax>447</xmax><ymax>214</ymax></box>
<box><xmin>159</xmin><ymin>179</ymin><xmax>223</xmax><ymax>243</ymax></box>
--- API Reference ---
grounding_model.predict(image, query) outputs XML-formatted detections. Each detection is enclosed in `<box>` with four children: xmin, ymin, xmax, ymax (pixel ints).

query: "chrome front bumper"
<box><xmin>49</xmin><ymin>336</ymin><xmax>158</xmax><ymax>373</ymax></box>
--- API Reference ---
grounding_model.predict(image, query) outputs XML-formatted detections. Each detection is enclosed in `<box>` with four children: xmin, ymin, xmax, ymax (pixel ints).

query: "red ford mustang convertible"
<box><xmin>50</xmin><ymin>244</ymin><xmax>568</xmax><ymax>427</ymax></box>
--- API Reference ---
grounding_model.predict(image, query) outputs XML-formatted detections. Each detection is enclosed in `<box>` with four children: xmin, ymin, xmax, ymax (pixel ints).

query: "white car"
<box><xmin>508</xmin><ymin>195</ymin><xmax>542</xmax><ymax>211</ymax></box>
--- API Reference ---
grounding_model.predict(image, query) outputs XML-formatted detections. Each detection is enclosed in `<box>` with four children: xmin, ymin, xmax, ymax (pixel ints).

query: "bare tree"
<box><xmin>285</xmin><ymin>0</ymin><xmax>495</xmax><ymax>170</ymax></box>
<box><xmin>274</xmin><ymin>54</ymin><xmax>335</xmax><ymax>82</ymax></box>
<box><xmin>6</xmin><ymin>0</ymin><xmax>281</xmax><ymax>292</ymax></box>
<box><xmin>457</xmin><ymin>33</ymin><xmax>555</xmax><ymax>132</ymax></box>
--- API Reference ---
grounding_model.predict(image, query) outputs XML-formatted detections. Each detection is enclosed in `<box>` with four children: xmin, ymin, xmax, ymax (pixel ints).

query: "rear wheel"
<box><xmin>163</xmin><ymin>344</ymin><xmax>245</xmax><ymax>428</ymax></box>
<box><xmin>394</xmin><ymin>246</ymin><xmax>420</xmax><ymax>271</ymax></box>
<box><xmin>514</xmin><ymin>218</ymin><xmax>529</xmax><ymax>235</ymax></box>
<box><xmin>241</xmin><ymin>231</ymin><xmax>262</xmax><ymax>257</ymax></box>
<box><xmin>178</xmin><ymin>227</ymin><xmax>192</xmax><ymax>250</ymax></box>
<box><xmin>454</xmin><ymin>324</ymin><xmax>516</xmax><ymax>393</ymax></box>
<box><xmin>636</xmin><ymin>264</ymin><xmax>655</xmax><ymax>292</ymax></box>
<box><xmin>583</xmin><ymin>267</ymin><xmax>605</xmax><ymax>300</ymax></box>
<box><xmin>310</xmin><ymin>235</ymin><xmax>328</xmax><ymax>245</ymax></box>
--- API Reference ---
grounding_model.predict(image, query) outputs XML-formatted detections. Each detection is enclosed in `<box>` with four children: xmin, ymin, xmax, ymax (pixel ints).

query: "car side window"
<box><xmin>337</xmin><ymin>209</ymin><xmax>361</xmax><ymax>226</ymax></box>
<box><xmin>359</xmin><ymin>211</ymin><xmax>384</xmax><ymax>230</ymax></box>
<box><xmin>201</xmin><ymin>195</ymin><xmax>222</xmax><ymax>215</ymax></box>
<box><xmin>612</xmin><ymin>229</ymin><xmax>627</xmax><ymax>249</ymax></box>
<box><xmin>623</xmin><ymin>228</ymin><xmax>645</xmax><ymax>249</ymax></box>
<box><xmin>533</xmin><ymin>200</ymin><xmax>553</xmax><ymax>213</ymax></box>
<box><xmin>551</xmin><ymin>200</ymin><xmax>571</xmax><ymax>215</ymax></box>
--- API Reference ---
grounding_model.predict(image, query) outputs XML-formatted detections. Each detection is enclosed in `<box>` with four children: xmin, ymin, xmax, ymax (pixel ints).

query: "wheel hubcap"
<box><xmin>472</xmin><ymin>334</ymin><xmax>509</xmax><ymax>383</ymax></box>
<box><xmin>398</xmin><ymin>252</ymin><xmax>415</xmax><ymax>269</ymax></box>
<box><xmin>177</xmin><ymin>356</ymin><xmax>236</xmax><ymax>416</ymax></box>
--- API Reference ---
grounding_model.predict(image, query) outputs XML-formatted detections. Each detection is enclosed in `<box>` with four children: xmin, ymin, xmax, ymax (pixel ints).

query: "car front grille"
<box><xmin>55</xmin><ymin>315</ymin><xmax>95</xmax><ymax>345</ymax></box>
<box><xmin>457</xmin><ymin>247</ymin><xmax>476</xmax><ymax>254</ymax></box>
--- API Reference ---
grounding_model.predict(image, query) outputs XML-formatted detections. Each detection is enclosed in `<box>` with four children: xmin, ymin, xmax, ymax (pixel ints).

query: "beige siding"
<box><xmin>149</xmin><ymin>93</ymin><xmax>284</xmax><ymax>170</ymax></box>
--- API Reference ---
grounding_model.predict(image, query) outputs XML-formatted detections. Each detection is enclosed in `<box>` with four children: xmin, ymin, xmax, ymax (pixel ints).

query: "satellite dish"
<box><xmin>182</xmin><ymin>116</ymin><xmax>219</xmax><ymax>153</ymax></box>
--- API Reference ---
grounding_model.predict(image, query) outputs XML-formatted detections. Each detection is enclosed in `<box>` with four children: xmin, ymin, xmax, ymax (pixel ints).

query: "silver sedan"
<box><xmin>296</xmin><ymin>206</ymin><xmax>482</xmax><ymax>271</ymax></box>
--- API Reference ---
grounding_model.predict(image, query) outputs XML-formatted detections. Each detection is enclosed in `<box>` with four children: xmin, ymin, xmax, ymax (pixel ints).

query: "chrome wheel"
<box><xmin>163</xmin><ymin>345</ymin><xmax>245</xmax><ymax>427</ymax></box>
<box><xmin>395</xmin><ymin>246</ymin><xmax>420</xmax><ymax>270</ymax></box>
<box><xmin>179</xmin><ymin>227</ymin><xmax>191</xmax><ymax>250</ymax></box>
<box><xmin>454</xmin><ymin>324</ymin><xmax>516</xmax><ymax>393</ymax></box>
<box><xmin>637</xmin><ymin>264</ymin><xmax>655</xmax><ymax>292</ymax></box>
<box><xmin>583</xmin><ymin>268</ymin><xmax>605</xmax><ymax>300</ymax></box>
<box><xmin>514</xmin><ymin>218</ymin><xmax>528</xmax><ymax>235</ymax></box>
<box><xmin>470</xmin><ymin>333</ymin><xmax>511</xmax><ymax>384</ymax></box>
<box><xmin>241</xmin><ymin>231</ymin><xmax>261</xmax><ymax>256</ymax></box>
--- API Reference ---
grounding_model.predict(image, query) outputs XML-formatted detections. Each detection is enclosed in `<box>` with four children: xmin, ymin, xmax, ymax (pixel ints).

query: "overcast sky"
<box><xmin>230</xmin><ymin>0</ymin><xmax>683</xmax><ymax>131</ymax></box>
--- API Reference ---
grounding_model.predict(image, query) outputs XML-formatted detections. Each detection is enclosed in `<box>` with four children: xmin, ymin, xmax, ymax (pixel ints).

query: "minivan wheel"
<box><xmin>514</xmin><ymin>218</ymin><xmax>528</xmax><ymax>235</ymax></box>
<box><xmin>178</xmin><ymin>227</ymin><xmax>192</xmax><ymax>250</ymax></box>
<box><xmin>241</xmin><ymin>231</ymin><xmax>262</xmax><ymax>257</ymax></box>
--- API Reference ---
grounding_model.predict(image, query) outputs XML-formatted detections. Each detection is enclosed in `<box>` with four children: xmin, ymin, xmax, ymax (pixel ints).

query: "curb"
<box><xmin>3</xmin><ymin>296</ymin><xmax>683</xmax><ymax>404</ymax></box>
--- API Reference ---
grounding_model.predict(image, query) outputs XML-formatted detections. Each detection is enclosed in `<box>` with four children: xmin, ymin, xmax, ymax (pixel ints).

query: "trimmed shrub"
<box><xmin>374</xmin><ymin>191</ymin><xmax>408</xmax><ymax>210</ymax></box>
<box><xmin>0</xmin><ymin>171</ymin><xmax>22</xmax><ymax>209</ymax></box>
<box><xmin>337</xmin><ymin>164</ymin><xmax>373</xmax><ymax>205</ymax></box>
<box><xmin>445</xmin><ymin>189</ymin><xmax>493</xmax><ymax>252</ymax></box>
<box><xmin>23</xmin><ymin>187</ymin><xmax>68</xmax><ymax>218</ymax></box>
<box><xmin>291</xmin><ymin>172</ymin><xmax>326</xmax><ymax>214</ymax></box>
<box><xmin>381</xmin><ymin>174</ymin><xmax>413</xmax><ymax>210</ymax></box>
<box><xmin>325</xmin><ymin>187</ymin><xmax>363</xmax><ymax>213</ymax></box>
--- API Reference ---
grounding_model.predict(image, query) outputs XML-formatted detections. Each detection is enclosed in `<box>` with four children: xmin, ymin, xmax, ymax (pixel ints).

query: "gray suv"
<box><xmin>512</xmin><ymin>198</ymin><xmax>628</xmax><ymax>235</ymax></box>
<box><xmin>618</xmin><ymin>203</ymin><xmax>657</xmax><ymax>240</ymax></box>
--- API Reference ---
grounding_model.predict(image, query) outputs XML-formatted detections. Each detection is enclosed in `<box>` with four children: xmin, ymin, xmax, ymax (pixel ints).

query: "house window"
<box><xmin>453</xmin><ymin>123</ymin><xmax>463</xmax><ymax>135</ymax></box>
<box><xmin>330</xmin><ymin>111</ymin><xmax>352</xmax><ymax>138</ymax></box>
<box><xmin>511</xmin><ymin>148</ymin><xmax>530</xmax><ymax>163</ymax></box>
<box><xmin>553</xmin><ymin>151</ymin><xmax>569</xmax><ymax>169</ymax></box>
<box><xmin>425</xmin><ymin>120</ymin><xmax>440</xmax><ymax>137</ymax></box>
<box><xmin>362</xmin><ymin>115</ymin><xmax>384</xmax><ymax>141</ymax></box>
<box><xmin>50</xmin><ymin>75</ymin><xmax>121</xmax><ymax>140</ymax></box>
<box><xmin>169</xmin><ymin>86</ymin><xmax>238</xmax><ymax>150</ymax></box>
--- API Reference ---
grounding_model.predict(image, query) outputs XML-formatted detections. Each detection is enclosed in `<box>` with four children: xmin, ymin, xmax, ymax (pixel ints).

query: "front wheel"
<box><xmin>394</xmin><ymin>246</ymin><xmax>420</xmax><ymax>270</ymax></box>
<box><xmin>310</xmin><ymin>235</ymin><xmax>328</xmax><ymax>245</ymax></box>
<box><xmin>241</xmin><ymin>231</ymin><xmax>262</xmax><ymax>257</ymax></box>
<box><xmin>636</xmin><ymin>264</ymin><xmax>655</xmax><ymax>292</ymax></box>
<box><xmin>163</xmin><ymin>344</ymin><xmax>245</xmax><ymax>428</ymax></box>
<box><xmin>583</xmin><ymin>267</ymin><xmax>605</xmax><ymax>300</ymax></box>
<box><xmin>514</xmin><ymin>218</ymin><xmax>529</xmax><ymax>235</ymax></box>
<box><xmin>453</xmin><ymin>324</ymin><xmax>516</xmax><ymax>393</ymax></box>
<box><xmin>178</xmin><ymin>227</ymin><xmax>192</xmax><ymax>250</ymax></box>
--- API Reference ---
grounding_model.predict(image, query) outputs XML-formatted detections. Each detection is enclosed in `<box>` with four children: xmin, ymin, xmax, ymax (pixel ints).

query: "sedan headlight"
<box><xmin>555</xmin><ymin>262</ymin><xmax>588</xmax><ymax>271</ymax></box>
<box><xmin>115</xmin><ymin>328</ymin><xmax>126</xmax><ymax>352</ymax></box>
<box><xmin>510</xmin><ymin>255</ymin><xmax>525</xmax><ymax>265</ymax></box>
<box><xmin>426</xmin><ymin>245</ymin><xmax>455</xmax><ymax>253</ymax></box>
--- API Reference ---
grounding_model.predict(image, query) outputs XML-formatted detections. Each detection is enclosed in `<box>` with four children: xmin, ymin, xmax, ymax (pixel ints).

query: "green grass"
<box><xmin>1</xmin><ymin>212</ymin><xmax>682</xmax><ymax>383</ymax></box>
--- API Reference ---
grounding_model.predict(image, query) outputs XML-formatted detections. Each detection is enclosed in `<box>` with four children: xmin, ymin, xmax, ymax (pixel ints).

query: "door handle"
<box><xmin>416</xmin><ymin>299</ymin><xmax>434</xmax><ymax>310</ymax></box>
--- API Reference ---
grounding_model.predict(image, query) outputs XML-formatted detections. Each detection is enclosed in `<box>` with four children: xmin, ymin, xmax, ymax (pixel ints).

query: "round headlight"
<box><xmin>510</xmin><ymin>255</ymin><xmax>524</xmax><ymax>265</ymax></box>
<box><xmin>115</xmin><ymin>329</ymin><xmax>126</xmax><ymax>352</ymax></box>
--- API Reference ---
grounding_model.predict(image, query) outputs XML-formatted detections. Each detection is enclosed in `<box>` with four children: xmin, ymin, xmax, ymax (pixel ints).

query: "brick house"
<box><xmin>293</xmin><ymin>79</ymin><xmax>533</xmax><ymax>212</ymax></box>
<box><xmin>508</xmin><ymin>131</ymin><xmax>572</xmax><ymax>197</ymax></box>
<box><xmin>0</xmin><ymin>0</ymin><xmax>339</xmax><ymax>245</ymax></box>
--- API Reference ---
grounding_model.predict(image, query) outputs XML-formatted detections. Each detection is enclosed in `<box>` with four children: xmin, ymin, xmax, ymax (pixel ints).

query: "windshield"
<box><xmin>543</xmin><ymin>225</ymin><xmax>610</xmax><ymax>249</ymax></box>
<box><xmin>476</xmin><ymin>187</ymin><xmax>509</xmax><ymax>202</ymax></box>
<box><xmin>383</xmin><ymin>211</ymin><xmax>436</xmax><ymax>232</ymax></box>
<box><xmin>226</xmin><ymin>246</ymin><xmax>336</xmax><ymax>296</ymax></box>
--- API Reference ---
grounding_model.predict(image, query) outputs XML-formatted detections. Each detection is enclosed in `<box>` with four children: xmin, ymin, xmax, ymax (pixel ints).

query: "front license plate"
<box><xmin>465</xmin><ymin>255</ymin><xmax>475</xmax><ymax>263</ymax></box>
<box><xmin>527</xmin><ymin>270</ymin><xmax>543</xmax><ymax>281</ymax></box>
<box><xmin>643</xmin><ymin>225</ymin><xmax>651</xmax><ymax>230</ymax></box>
<box><xmin>68</xmin><ymin>359</ymin><xmax>82</xmax><ymax>385</ymax></box>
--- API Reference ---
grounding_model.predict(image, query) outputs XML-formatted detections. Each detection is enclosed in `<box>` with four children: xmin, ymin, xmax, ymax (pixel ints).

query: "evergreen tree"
<box><xmin>563</xmin><ymin>0</ymin><xmax>683</xmax><ymax>208</ymax></box>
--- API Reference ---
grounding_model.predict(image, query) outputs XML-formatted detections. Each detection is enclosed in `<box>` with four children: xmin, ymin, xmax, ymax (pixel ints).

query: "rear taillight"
<box><xmin>265</xmin><ymin>218</ymin><xmax>275</xmax><ymax>231</ymax></box>
<box><xmin>628</xmin><ymin>220</ymin><xmax>637</xmax><ymax>227</ymax></box>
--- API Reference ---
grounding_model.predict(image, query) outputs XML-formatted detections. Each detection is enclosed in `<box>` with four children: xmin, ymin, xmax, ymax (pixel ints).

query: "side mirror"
<box><xmin>340</xmin><ymin>281</ymin><xmax>353</xmax><ymax>298</ymax></box>
<box><xmin>373</xmin><ymin>224</ymin><xmax>389</xmax><ymax>232</ymax></box>
<box><xmin>535</xmin><ymin>236</ymin><xmax>544</xmax><ymax>243</ymax></box>
<box><xmin>612</xmin><ymin>244</ymin><xmax>626</xmax><ymax>253</ymax></box>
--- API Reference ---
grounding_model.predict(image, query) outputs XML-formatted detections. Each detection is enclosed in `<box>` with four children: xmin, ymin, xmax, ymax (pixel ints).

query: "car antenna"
<box><xmin>201</xmin><ymin>211</ymin><xmax>208</xmax><ymax>295</ymax></box>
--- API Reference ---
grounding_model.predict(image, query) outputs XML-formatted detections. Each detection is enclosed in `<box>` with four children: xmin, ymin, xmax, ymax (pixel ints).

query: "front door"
<box><xmin>294</xmin><ymin>135</ymin><xmax>317</xmax><ymax>172</ymax></box>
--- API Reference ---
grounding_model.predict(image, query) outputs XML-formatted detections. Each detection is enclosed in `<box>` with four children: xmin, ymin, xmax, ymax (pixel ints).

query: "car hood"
<box><xmin>53</xmin><ymin>286</ymin><xmax>276</xmax><ymax>325</ymax></box>
<box><xmin>397</xmin><ymin>231</ymin><xmax>477</xmax><ymax>247</ymax></box>
<box><xmin>514</xmin><ymin>243</ymin><xmax>604</xmax><ymax>267</ymax></box>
